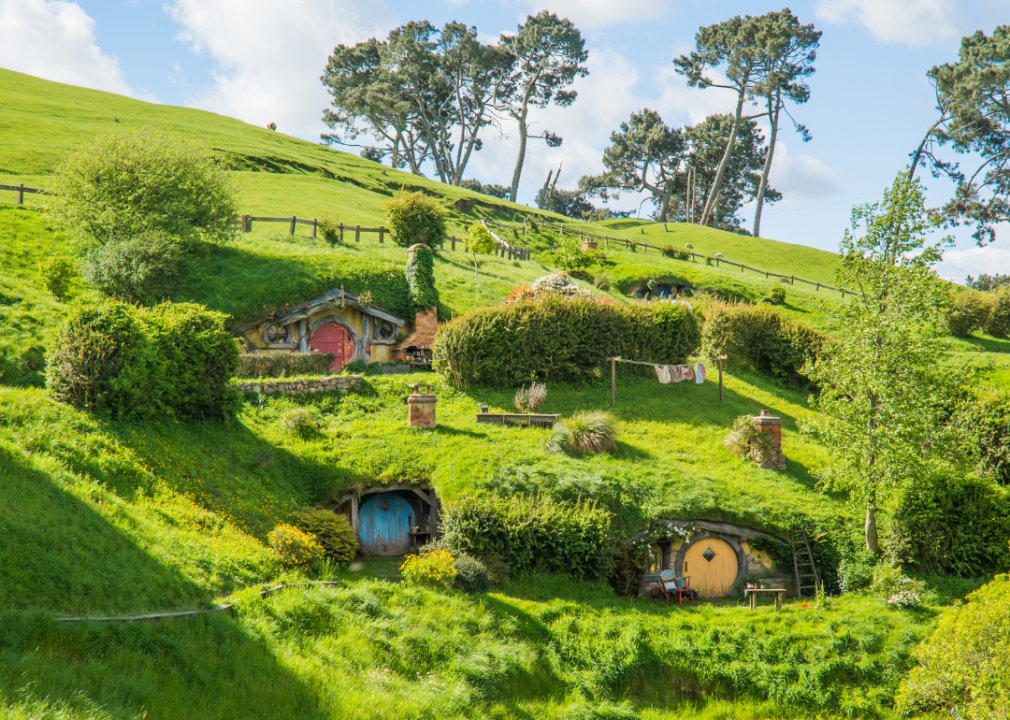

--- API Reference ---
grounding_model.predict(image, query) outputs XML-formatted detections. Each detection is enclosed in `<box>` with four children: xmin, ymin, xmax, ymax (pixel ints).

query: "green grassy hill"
<box><xmin>0</xmin><ymin>69</ymin><xmax>996</xmax><ymax>719</ymax></box>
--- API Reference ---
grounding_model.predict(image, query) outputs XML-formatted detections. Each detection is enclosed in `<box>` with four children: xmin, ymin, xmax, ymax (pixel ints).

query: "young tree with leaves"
<box><xmin>910</xmin><ymin>25</ymin><xmax>1010</xmax><ymax>245</ymax></box>
<box><xmin>497</xmin><ymin>11</ymin><xmax>588</xmax><ymax>203</ymax></box>
<box><xmin>462</xmin><ymin>222</ymin><xmax>497</xmax><ymax>280</ymax></box>
<box><xmin>804</xmin><ymin>173</ymin><xmax>961</xmax><ymax>552</ymax></box>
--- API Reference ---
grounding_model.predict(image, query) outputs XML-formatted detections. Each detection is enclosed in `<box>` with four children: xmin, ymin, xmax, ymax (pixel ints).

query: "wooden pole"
<box><xmin>243</xmin><ymin>214</ymin><xmax>251</xmax><ymax>233</ymax></box>
<box><xmin>312</xmin><ymin>219</ymin><xmax>317</xmax><ymax>239</ymax></box>
<box><xmin>339</xmin><ymin>222</ymin><xmax>344</xmax><ymax>243</ymax></box>
<box><xmin>289</xmin><ymin>216</ymin><xmax>296</xmax><ymax>235</ymax></box>
<box><xmin>355</xmin><ymin>225</ymin><xmax>361</xmax><ymax>243</ymax></box>
<box><xmin>16</xmin><ymin>183</ymin><xmax>23</xmax><ymax>205</ymax></box>
<box><xmin>611</xmin><ymin>358</ymin><xmax>616</xmax><ymax>407</ymax></box>
<box><xmin>717</xmin><ymin>356</ymin><xmax>726</xmax><ymax>403</ymax></box>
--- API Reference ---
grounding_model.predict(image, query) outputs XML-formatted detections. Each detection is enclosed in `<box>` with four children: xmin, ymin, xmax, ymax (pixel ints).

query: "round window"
<box><xmin>377</xmin><ymin>321</ymin><xmax>395</xmax><ymax>340</ymax></box>
<box><xmin>265</xmin><ymin>324</ymin><xmax>288</xmax><ymax>343</ymax></box>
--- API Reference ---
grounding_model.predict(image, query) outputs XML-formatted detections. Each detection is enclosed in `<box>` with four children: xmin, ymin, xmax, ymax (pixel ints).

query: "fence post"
<box><xmin>378</xmin><ymin>226</ymin><xmax>384</xmax><ymax>244</ymax></box>
<box><xmin>339</xmin><ymin>223</ymin><xmax>344</xmax><ymax>243</ymax></box>
<box><xmin>664</xmin><ymin>223</ymin><xmax>668</xmax><ymax>232</ymax></box>
<box><xmin>17</xmin><ymin>183</ymin><xmax>24</xmax><ymax>205</ymax></box>
<box><xmin>816</xmin><ymin>282</ymin><xmax>820</xmax><ymax>292</ymax></box>
<box><xmin>312</xmin><ymin>219</ymin><xmax>317</xmax><ymax>239</ymax></box>
<box><xmin>451</xmin><ymin>235</ymin><xmax>456</xmax><ymax>251</ymax></box>
<box><xmin>716</xmin><ymin>258</ymin><xmax>720</xmax><ymax>268</ymax></box>
<box><xmin>243</xmin><ymin>214</ymin><xmax>251</xmax><ymax>233</ymax></box>
<box><xmin>289</xmin><ymin>216</ymin><xmax>296</xmax><ymax>236</ymax></box>
<box><xmin>355</xmin><ymin>225</ymin><xmax>361</xmax><ymax>243</ymax></box>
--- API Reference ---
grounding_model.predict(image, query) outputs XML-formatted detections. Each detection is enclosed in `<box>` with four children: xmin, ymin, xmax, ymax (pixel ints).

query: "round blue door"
<box><xmin>358</xmin><ymin>493</ymin><xmax>414</xmax><ymax>555</ymax></box>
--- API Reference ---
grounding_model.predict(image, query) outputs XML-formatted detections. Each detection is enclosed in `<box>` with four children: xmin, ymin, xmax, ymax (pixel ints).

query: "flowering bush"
<box><xmin>503</xmin><ymin>284</ymin><xmax>535</xmax><ymax>304</ymax></box>
<box><xmin>530</xmin><ymin>272</ymin><xmax>590</xmax><ymax>299</ymax></box>
<box><xmin>887</xmin><ymin>589</ymin><xmax>922</xmax><ymax>608</ymax></box>
<box><xmin>400</xmin><ymin>549</ymin><xmax>457</xmax><ymax>588</ymax></box>
<box><xmin>268</xmin><ymin>523</ymin><xmax>325</xmax><ymax>571</ymax></box>
<box><xmin>873</xmin><ymin>564</ymin><xmax>924</xmax><ymax>609</ymax></box>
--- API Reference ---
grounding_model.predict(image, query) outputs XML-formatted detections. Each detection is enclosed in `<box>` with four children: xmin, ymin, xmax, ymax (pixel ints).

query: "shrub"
<box><xmin>567</xmin><ymin>269</ymin><xmax>594</xmax><ymax>283</ymax></box>
<box><xmin>441</xmin><ymin>495</ymin><xmax>613</xmax><ymax>580</ymax></box>
<box><xmin>51</xmin><ymin>127</ymin><xmax>237</xmax><ymax>244</ymax></box>
<box><xmin>609</xmin><ymin>540</ymin><xmax>649</xmax><ymax>596</ymax></box>
<box><xmin>269</xmin><ymin>523</ymin><xmax>325</xmax><ymax>571</ymax></box>
<box><xmin>452</xmin><ymin>553</ymin><xmax>492</xmax><ymax>593</ymax></box>
<box><xmin>724</xmin><ymin>415</ymin><xmax>775</xmax><ymax>464</ymax></box>
<box><xmin>531</xmin><ymin>272</ymin><xmax>590</xmax><ymax>299</ymax></box>
<box><xmin>292</xmin><ymin>509</ymin><xmax>357</xmax><ymax>568</ymax></box>
<box><xmin>384</xmin><ymin>190</ymin><xmax>447</xmax><ymax>248</ymax></box>
<box><xmin>318</xmin><ymin>217</ymin><xmax>341</xmax><ymax>245</ymax></box>
<box><xmin>432</xmin><ymin>297</ymin><xmax>701</xmax><ymax>388</ymax></box>
<box><xmin>237</xmin><ymin>352</ymin><xmax>335</xmax><ymax>378</ymax></box>
<box><xmin>544</xmin><ymin>235</ymin><xmax>593</xmax><ymax>271</ymax></box>
<box><xmin>400</xmin><ymin>549</ymin><xmax>457</xmax><ymax>588</ymax></box>
<box><xmin>406</xmin><ymin>243</ymin><xmax>439</xmax><ymax>310</ymax></box>
<box><xmin>871</xmin><ymin>564</ymin><xmax>924</xmax><ymax>608</ymax></box>
<box><xmin>946</xmin><ymin>290</ymin><xmax>992</xmax><ymax>337</ymax></box>
<box><xmin>837</xmin><ymin>547</ymin><xmax>876</xmax><ymax>593</ymax></box>
<box><xmin>514</xmin><ymin>381</ymin><xmax>547</xmax><ymax>413</ymax></box>
<box><xmin>593</xmin><ymin>272</ymin><xmax>612</xmax><ymax>290</ymax></box>
<box><xmin>896</xmin><ymin>574</ymin><xmax>1010</xmax><ymax>717</ymax></box>
<box><xmin>660</xmin><ymin>246</ymin><xmax>690</xmax><ymax>261</ymax></box>
<box><xmin>546</xmin><ymin>411</ymin><xmax>617</xmax><ymax>455</ymax></box>
<box><xmin>283</xmin><ymin>408</ymin><xmax>317</xmax><ymax>436</ymax></box>
<box><xmin>45</xmin><ymin>302</ymin><xmax>154</xmax><ymax>417</ymax></box>
<box><xmin>82</xmin><ymin>231</ymin><xmax>186</xmax><ymax>305</ymax></box>
<box><xmin>700</xmin><ymin>299</ymin><xmax>824</xmax><ymax>388</ymax></box>
<box><xmin>36</xmin><ymin>257</ymin><xmax>76</xmax><ymax>299</ymax></box>
<box><xmin>893</xmin><ymin>472</ymin><xmax>1010</xmax><ymax>576</ymax></box>
<box><xmin>984</xmin><ymin>288</ymin><xmax>1010</xmax><ymax>338</ymax></box>
<box><xmin>965</xmin><ymin>388</ymin><xmax>1010</xmax><ymax>485</ymax></box>
<box><xmin>47</xmin><ymin>301</ymin><xmax>238</xmax><ymax>419</ymax></box>
<box><xmin>769</xmin><ymin>285</ymin><xmax>786</xmax><ymax>305</ymax></box>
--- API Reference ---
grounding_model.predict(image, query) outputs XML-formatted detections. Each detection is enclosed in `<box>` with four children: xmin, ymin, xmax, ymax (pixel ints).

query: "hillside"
<box><xmin>0</xmin><ymin>69</ymin><xmax>1000</xmax><ymax>719</ymax></box>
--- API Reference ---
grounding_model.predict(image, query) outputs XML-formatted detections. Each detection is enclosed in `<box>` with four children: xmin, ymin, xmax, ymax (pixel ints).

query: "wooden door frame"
<box><xmin>674</xmin><ymin>531</ymin><xmax>747</xmax><ymax>596</ymax></box>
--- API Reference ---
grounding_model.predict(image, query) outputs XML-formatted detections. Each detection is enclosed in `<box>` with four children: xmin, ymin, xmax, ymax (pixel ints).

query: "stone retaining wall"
<box><xmin>236</xmin><ymin>374</ymin><xmax>362</xmax><ymax>395</ymax></box>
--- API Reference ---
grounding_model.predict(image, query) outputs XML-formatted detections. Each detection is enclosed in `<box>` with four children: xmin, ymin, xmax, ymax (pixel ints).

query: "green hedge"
<box><xmin>237</xmin><ymin>353</ymin><xmax>335</xmax><ymax>378</ymax></box>
<box><xmin>47</xmin><ymin>301</ymin><xmax>238</xmax><ymax>419</ymax></box>
<box><xmin>431</xmin><ymin>297</ymin><xmax>701</xmax><ymax>388</ymax></box>
<box><xmin>894</xmin><ymin>473</ymin><xmax>1010</xmax><ymax>576</ymax></box>
<box><xmin>946</xmin><ymin>290</ymin><xmax>991</xmax><ymax>338</ymax></box>
<box><xmin>440</xmin><ymin>495</ymin><xmax>613</xmax><ymax>580</ymax></box>
<box><xmin>700</xmin><ymin>300</ymin><xmax>825</xmax><ymax>388</ymax></box>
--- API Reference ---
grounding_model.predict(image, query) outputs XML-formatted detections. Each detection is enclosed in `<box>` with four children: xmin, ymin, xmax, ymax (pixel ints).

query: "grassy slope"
<box><xmin>0</xmin><ymin>69</ymin><xmax>997</xmax><ymax>718</ymax></box>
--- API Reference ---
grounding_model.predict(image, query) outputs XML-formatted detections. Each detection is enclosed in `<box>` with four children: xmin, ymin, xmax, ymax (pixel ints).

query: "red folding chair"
<box><xmin>656</xmin><ymin>570</ymin><xmax>695</xmax><ymax>606</ymax></box>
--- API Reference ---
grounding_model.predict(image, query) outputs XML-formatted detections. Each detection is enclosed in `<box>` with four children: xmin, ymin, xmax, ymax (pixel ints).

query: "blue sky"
<box><xmin>1</xmin><ymin>0</ymin><xmax>1008</xmax><ymax>280</ymax></box>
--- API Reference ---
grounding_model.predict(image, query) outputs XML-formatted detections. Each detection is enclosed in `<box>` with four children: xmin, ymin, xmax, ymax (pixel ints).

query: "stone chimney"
<box><xmin>399</xmin><ymin>308</ymin><xmax>438</xmax><ymax>352</ymax></box>
<box><xmin>753</xmin><ymin>409</ymin><xmax>786</xmax><ymax>471</ymax></box>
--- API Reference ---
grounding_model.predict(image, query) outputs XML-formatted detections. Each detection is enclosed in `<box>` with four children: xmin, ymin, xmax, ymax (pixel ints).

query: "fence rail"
<box><xmin>0</xmin><ymin>183</ymin><xmax>43</xmax><ymax>204</ymax></box>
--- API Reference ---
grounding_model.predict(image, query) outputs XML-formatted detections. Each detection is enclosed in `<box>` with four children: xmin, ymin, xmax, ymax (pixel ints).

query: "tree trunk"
<box><xmin>752</xmin><ymin>95</ymin><xmax>780</xmax><ymax>238</ymax></box>
<box><xmin>657</xmin><ymin>191</ymin><xmax>672</xmax><ymax>223</ymax></box>
<box><xmin>509</xmin><ymin>103</ymin><xmax>530</xmax><ymax>203</ymax></box>
<box><xmin>865</xmin><ymin>506</ymin><xmax>879</xmax><ymax>553</ymax></box>
<box><xmin>472</xmin><ymin>253</ymin><xmax>479</xmax><ymax>281</ymax></box>
<box><xmin>700</xmin><ymin>91</ymin><xmax>746</xmax><ymax>227</ymax></box>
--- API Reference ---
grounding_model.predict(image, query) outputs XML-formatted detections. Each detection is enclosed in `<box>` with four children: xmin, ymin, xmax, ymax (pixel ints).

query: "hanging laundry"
<box><xmin>655</xmin><ymin>365</ymin><xmax>672</xmax><ymax>384</ymax></box>
<box><xmin>668</xmin><ymin>365</ymin><xmax>685</xmax><ymax>382</ymax></box>
<box><xmin>695</xmin><ymin>363</ymin><xmax>706</xmax><ymax>384</ymax></box>
<box><xmin>682</xmin><ymin>364</ymin><xmax>696</xmax><ymax>381</ymax></box>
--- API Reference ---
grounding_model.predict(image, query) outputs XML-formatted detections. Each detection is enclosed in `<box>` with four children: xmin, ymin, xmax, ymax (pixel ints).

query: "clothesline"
<box><xmin>607</xmin><ymin>356</ymin><xmax>708</xmax><ymax>406</ymax></box>
<box><xmin>606</xmin><ymin>357</ymin><xmax>667</xmax><ymax>368</ymax></box>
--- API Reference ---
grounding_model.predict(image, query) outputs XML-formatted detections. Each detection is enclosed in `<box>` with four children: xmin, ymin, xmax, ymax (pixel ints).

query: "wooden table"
<box><xmin>744</xmin><ymin>587</ymin><xmax>787</xmax><ymax>610</ymax></box>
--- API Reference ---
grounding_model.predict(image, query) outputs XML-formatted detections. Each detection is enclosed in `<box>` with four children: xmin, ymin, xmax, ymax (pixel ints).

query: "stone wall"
<box><xmin>236</xmin><ymin>374</ymin><xmax>362</xmax><ymax>395</ymax></box>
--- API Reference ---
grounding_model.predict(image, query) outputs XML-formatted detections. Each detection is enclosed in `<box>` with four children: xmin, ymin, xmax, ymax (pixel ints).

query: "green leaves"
<box><xmin>383</xmin><ymin>190</ymin><xmax>447</xmax><ymax>249</ymax></box>
<box><xmin>51</xmin><ymin>127</ymin><xmax>237</xmax><ymax>245</ymax></box>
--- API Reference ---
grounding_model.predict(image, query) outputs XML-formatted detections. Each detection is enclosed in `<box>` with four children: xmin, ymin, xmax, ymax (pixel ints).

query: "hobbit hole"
<box><xmin>335</xmin><ymin>486</ymin><xmax>439</xmax><ymax>556</ymax></box>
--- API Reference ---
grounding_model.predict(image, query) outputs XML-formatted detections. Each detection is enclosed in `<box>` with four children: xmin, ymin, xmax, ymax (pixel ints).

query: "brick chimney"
<box><xmin>399</xmin><ymin>308</ymin><xmax>438</xmax><ymax>351</ymax></box>
<box><xmin>752</xmin><ymin>409</ymin><xmax>786</xmax><ymax>471</ymax></box>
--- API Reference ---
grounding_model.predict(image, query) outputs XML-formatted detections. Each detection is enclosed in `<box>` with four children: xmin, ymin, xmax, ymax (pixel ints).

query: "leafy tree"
<box><xmin>967</xmin><ymin>273</ymin><xmax>1010</xmax><ymax>291</ymax></box>
<box><xmin>750</xmin><ymin>10</ymin><xmax>820</xmax><ymax>237</ymax></box>
<box><xmin>804</xmin><ymin>173</ymin><xmax>962</xmax><ymax>552</ymax></box>
<box><xmin>462</xmin><ymin>222</ymin><xmax>497</xmax><ymax>280</ymax></box>
<box><xmin>910</xmin><ymin>26</ymin><xmax>1010</xmax><ymax>245</ymax></box>
<box><xmin>406</xmin><ymin>243</ymin><xmax>439</xmax><ymax>311</ymax></box>
<box><xmin>322</xmin><ymin>22</ymin><xmax>509</xmax><ymax>185</ymax></box>
<box><xmin>674</xmin><ymin>14</ymin><xmax>769</xmax><ymax>227</ymax></box>
<box><xmin>579</xmin><ymin>109</ymin><xmax>686</xmax><ymax>222</ymax></box>
<box><xmin>460</xmin><ymin>178</ymin><xmax>510</xmax><ymax>199</ymax></box>
<box><xmin>82</xmin><ymin>231</ymin><xmax>186</xmax><ymax>306</ymax></box>
<box><xmin>497</xmin><ymin>11</ymin><xmax>588</xmax><ymax>202</ymax></box>
<box><xmin>51</xmin><ymin>127</ymin><xmax>237</xmax><ymax>245</ymax></box>
<box><xmin>384</xmin><ymin>190</ymin><xmax>447</xmax><ymax>248</ymax></box>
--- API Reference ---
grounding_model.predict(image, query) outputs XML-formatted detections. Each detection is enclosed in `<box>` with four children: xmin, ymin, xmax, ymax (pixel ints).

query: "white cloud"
<box><xmin>765</xmin><ymin>141</ymin><xmax>842</xmax><ymax>204</ymax></box>
<box><xmin>938</xmin><ymin>225</ymin><xmax>1010</xmax><ymax>282</ymax></box>
<box><xmin>519</xmin><ymin>0</ymin><xmax>672</xmax><ymax>29</ymax></box>
<box><xmin>815</xmin><ymin>0</ymin><xmax>964</xmax><ymax>46</ymax></box>
<box><xmin>0</xmin><ymin>0</ymin><xmax>131</xmax><ymax>95</ymax></box>
<box><xmin>167</xmin><ymin>0</ymin><xmax>396</xmax><ymax>139</ymax></box>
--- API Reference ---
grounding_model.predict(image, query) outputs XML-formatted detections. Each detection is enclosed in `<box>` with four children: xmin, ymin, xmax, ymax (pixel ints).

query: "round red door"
<box><xmin>309</xmin><ymin>323</ymin><xmax>353</xmax><ymax>371</ymax></box>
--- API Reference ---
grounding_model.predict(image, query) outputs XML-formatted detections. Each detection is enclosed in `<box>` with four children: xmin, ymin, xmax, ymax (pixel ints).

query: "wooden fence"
<box><xmin>233</xmin><ymin>214</ymin><xmax>532</xmax><ymax>261</ymax></box>
<box><xmin>487</xmin><ymin>216</ymin><xmax>858</xmax><ymax>298</ymax></box>
<box><xmin>0</xmin><ymin>183</ymin><xmax>43</xmax><ymax>204</ymax></box>
<box><xmin>1</xmin><ymin>182</ymin><xmax>846</xmax><ymax>293</ymax></box>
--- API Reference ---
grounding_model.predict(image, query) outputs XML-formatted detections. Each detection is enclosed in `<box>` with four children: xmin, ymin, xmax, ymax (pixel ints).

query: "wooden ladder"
<box><xmin>791</xmin><ymin>526</ymin><xmax>820</xmax><ymax>599</ymax></box>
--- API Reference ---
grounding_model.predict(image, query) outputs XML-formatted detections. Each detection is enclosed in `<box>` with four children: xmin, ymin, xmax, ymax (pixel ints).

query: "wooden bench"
<box><xmin>475</xmin><ymin>412</ymin><xmax>559</xmax><ymax>428</ymax></box>
<box><xmin>743</xmin><ymin>587</ymin><xmax>787</xmax><ymax>610</ymax></box>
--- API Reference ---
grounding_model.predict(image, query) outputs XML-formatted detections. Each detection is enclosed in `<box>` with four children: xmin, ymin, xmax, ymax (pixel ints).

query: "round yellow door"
<box><xmin>682</xmin><ymin>538</ymin><xmax>738</xmax><ymax>597</ymax></box>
